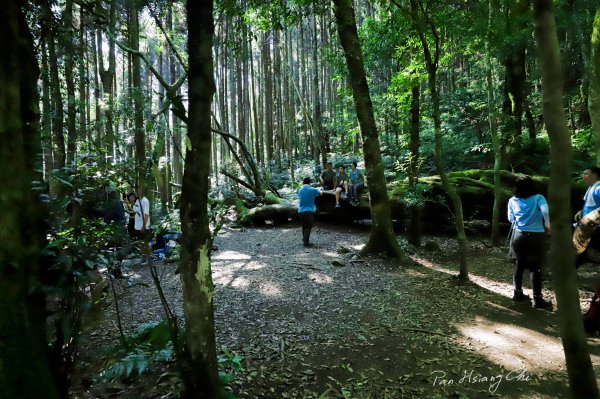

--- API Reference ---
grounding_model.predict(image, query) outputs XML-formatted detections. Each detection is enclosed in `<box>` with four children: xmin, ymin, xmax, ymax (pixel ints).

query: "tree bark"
<box><xmin>129</xmin><ymin>0</ymin><xmax>145</xmax><ymax>189</ymax></box>
<box><xmin>180</xmin><ymin>0</ymin><xmax>222</xmax><ymax>397</ymax></box>
<box><xmin>533</xmin><ymin>1</ymin><xmax>599</xmax><ymax>398</ymax></box>
<box><xmin>332</xmin><ymin>0</ymin><xmax>408</xmax><ymax>260</ymax></box>
<box><xmin>589</xmin><ymin>7</ymin><xmax>600</xmax><ymax>166</ymax></box>
<box><xmin>64</xmin><ymin>0</ymin><xmax>77</xmax><ymax>164</ymax></box>
<box><xmin>488</xmin><ymin>0</ymin><xmax>503</xmax><ymax>246</ymax></box>
<box><xmin>0</xmin><ymin>3</ymin><xmax>60</xmax><ymax>397</ymax></box>
<box><xmin>409</xmin><ymin>0</ymin><xmax>469</xmax><ymax>279</ymax></box>
<box><xmin>407</xmin><ymin>83</ymin><xmax>421</xmax><ymax>247</ymax></box>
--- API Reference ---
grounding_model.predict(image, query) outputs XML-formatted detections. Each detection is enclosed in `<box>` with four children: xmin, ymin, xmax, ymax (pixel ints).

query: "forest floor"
<box><xmin>70</xmin><ymin>221</ymin><xmax>600</xmax><ymax>399</ymax></box>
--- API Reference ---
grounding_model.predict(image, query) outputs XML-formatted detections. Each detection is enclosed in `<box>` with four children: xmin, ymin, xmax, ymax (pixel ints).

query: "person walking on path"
<box><xmin>508</xmin><ymin>176</ymin><xmax>552</xmax><ymax>309</ymax></box>
<box><xmin>298</xmin><ymin>177</ymin><xmax>322</xmax><ymax>246</ymax></box>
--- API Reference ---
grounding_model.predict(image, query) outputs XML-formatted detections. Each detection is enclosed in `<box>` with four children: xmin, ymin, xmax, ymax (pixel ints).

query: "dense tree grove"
<box><xmin>2</xmin><ymin>0</ymin><xmax>600</xmax><ymax>397</ymax></box>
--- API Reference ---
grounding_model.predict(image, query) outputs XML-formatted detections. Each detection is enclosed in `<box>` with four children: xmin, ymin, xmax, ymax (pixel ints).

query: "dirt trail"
<box><xmin>72</xmin><ymin>222</ymin><xmax>600</xmax><ymax>398</ymax></box>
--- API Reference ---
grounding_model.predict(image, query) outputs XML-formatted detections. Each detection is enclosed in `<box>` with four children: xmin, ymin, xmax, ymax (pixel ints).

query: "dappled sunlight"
<box><xmin>411</xmin><ymin>255</ymin><xmax>520</xmax><ymax>299</ymax></box>
<box><xmin>322</xmin><ymin>251</ymin><xmax>341</xmax><ymax>258</ymax></box>
<box><xmin>213</xmin><ymin>250</ymin><xmax>252</xmax><ymax>261</ymax></box>
<box><xmin>456</xmin><ymin>316</ymin><xmax>569</xmax><ymax>372</ymax></box>
<box><xmin>259</xmin><ymin>281</ymin><xmax>283</xmax><ymax>297</ymax></box>
<box><xmin>307</xmin><ymin>272</ymin><xmax>333</xmax><ymax>284</ymax></box>
<box><xmin>351</xmin><ymin>244</ymin><xmax>365</xmax><ymax>251</ymax></box>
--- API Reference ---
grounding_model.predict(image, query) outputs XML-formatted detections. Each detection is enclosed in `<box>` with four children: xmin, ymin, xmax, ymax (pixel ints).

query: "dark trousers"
<box><xmin>299</xmin><ymin>211</ymin><xmax>315</xmax><ymax>245</ymax></box>
<box><xmin>349</xmin><ymin>183</ymin><xmax>364</xmax><ymax>201</ymax></box>
<box><xmin>511</xmin><ymin>230</ymin><xmax>545</xmax><ymax>297</ymax></box>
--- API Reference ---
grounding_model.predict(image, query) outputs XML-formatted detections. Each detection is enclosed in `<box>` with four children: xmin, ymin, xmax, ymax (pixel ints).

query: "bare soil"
<box><xmin>71</xmin><ymin>221</ymin><xmax>600</xmax><ymax>399</ymax></box>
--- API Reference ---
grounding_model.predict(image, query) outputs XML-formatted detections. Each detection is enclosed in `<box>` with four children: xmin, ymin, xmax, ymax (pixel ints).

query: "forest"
<box><xmin>2</xmin><ymin>0</ymin><xmax>600</xmax><ymax>398</ymax></box>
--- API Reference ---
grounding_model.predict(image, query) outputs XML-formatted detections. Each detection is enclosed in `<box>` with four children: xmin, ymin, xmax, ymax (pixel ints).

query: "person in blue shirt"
<box><xmin>575</xmin><ymin>166</ymin><xmax>600</xmax><ymax>267</ymax></box>
<box><xmin>507</xmin><ymin>176</ymin><xmax>551</xmax><ymax>309</ymax></box>
<box><xmin>348</xmin><ymin>161</ymin><xmax>364</xmax><ymax>206</ymax></box>
<box><xmin>298</xmin><ymin>177</ymin><xmax>323</xmax><ymax>246</ymax></box>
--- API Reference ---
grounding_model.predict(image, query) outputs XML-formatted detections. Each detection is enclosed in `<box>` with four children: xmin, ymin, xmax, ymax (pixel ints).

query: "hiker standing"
<box><xmin>132</xmin><ymin>189</ymin><xmax>151</xmax><ymax>239</ymax></box>
<box><xmin>298</xmin><ymin>177</ymin><xmax>322</xmax><ymax>247</ymax></box>
<box><xmin>507</xmin><ymin>176</ymin><xmax>552</xmax><ymax>309</ymax></box>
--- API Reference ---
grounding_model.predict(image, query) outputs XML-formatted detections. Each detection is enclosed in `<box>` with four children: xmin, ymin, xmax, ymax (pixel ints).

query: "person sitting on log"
<box><xmin>320</xmin><ymin>161</ymin><xmax>336</xmax><ymax>191</ymax></box>
<box><xmin>348</xmin><ymin>161</ymin><xmax>364</xmax><ymax>206</ymax></box>
<box><xmin>574</xmin><ymin>166</ymin><xmax>600</xmax><ymax>268</ymax></box>
<box><xmin>298</xmin><ymin>177</ymin><xmax>323</xmax><ymax>247</ymax></box>
<box><xmin>334</xmin><ymin>165</ymin><xmax>349</xmax><ymax>208</ymax></box>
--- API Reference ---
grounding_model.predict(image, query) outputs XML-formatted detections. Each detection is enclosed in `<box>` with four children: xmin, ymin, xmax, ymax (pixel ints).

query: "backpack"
<box><xmin>583</xmin><ymin>284</ymin><xmax>600</xmax><ymax>333</ymax></box>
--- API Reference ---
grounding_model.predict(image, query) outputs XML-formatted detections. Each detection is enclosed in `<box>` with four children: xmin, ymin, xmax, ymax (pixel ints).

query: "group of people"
<box><xmin>319</xmin><ymin>161</ymin><xmax>365</xmax><ymax>207</ymax></box>
<box><xmin>507</xmin><ymin>166</ymin><xmax>600</xmax><ymax>309</ymax></box>
<box><xmin>102</xmin><ymin>186</ymin><xmax>151</xmax><ymax>240</ymax></box>
<box><xmin>297</xmin><ymin>161</ymin><xmax>365</xmax><ymax>246</ymax></box>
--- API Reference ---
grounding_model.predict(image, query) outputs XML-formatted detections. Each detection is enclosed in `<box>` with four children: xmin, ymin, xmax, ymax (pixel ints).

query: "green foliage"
<box><xmin>234</xmin><ymin>199</ymin><xmax>250</xmax><ymax>220</ymax></box>
<box><xmin>98</xmin><ymin>321</ymin><xmax>174</xmax><ymax>381</ymax></box>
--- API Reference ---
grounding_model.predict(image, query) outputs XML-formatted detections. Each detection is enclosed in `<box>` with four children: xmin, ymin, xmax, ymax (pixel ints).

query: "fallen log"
<box><xmin>240</xmin><ymin>169</ymin><xmax>587</xmax><ymax>227</ymax></box>
<box><xmin>241</xmin><ymin>202</ymin><xmax>299</xmax><ymax>225</ymax></box>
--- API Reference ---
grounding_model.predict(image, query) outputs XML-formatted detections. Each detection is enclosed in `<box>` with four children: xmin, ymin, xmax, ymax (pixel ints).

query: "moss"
<box><xmin>262</xmin><ymin>192</ymin><xmax>282</xmax><ymax>205</ymax></box>
<box><xmin>195</xmin><ymin>243</ymin><xmax>213</xmax><ymax>304</ymax></box>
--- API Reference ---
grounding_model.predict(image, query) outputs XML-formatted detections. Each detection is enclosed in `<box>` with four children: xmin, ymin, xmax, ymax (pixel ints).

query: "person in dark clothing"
<box><xmin>298</xmin><ymin>177</ymin><xmax>322</xmax><ymax>246</ymax></box>
<box><xmin>124</xmin><ymin>192</ymin><xmax>137</xmax><ymax>238</ymax></box>
<box><xmin>507</xmin><ymin>176</ymin><xmax>552</xmax><ymax>309</ymax></box>
<box><xmin>319</xmin><ymin>162</ymin><xmax>336</xmax><ymax>191</ymax></box>
<box><xmin>103</xmin><ymin>190</ymin><xmax>126</xmax><ymax>225</ymax></box>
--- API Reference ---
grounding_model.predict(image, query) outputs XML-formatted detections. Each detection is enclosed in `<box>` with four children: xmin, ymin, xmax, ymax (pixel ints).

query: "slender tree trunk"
<box><xmin>590</xmin><ymin>7</ymin><xmax>600</xmax><ymax>165</ymax></box>
<box><xmin>408</xmin><ymin>83</ymin><xmax>421</xmax><ymax>247</ymax></box>
<box><xmin>40</xmin><ymin>38</ymin><xmax>53</xmax><ymax>179</ymax></box>
<box><xmin>180</xmin><ymin>0</ymin><xmax>222</xmax><ymax>397</ymax></box>
<box><xmin>64</xmin><ymin>0</ymin><xmax>77</xmax><ymax>164</ymax></box>
<box><xmin>332</xmin><ymin>0</ymin><xmax>407</xmax><ymax>260</ymax></box>
<box><xmin>488</xmin><ymin>0</ymin><xmax>503</xmax><ymax>246</ymax></box>
<box><xmin>262</xmin><ymin>32</ymin><xmax>274</xmax><ymax>163</ymax></box>
<box><xmin>129</xmin><ymin>1</ymin><xmax>145</xmax><ymax>189</ymax></box>
<box><xmin>410</xmin><ymin>0</ymin><xmax>468</xmax><ymax>279</ymax></box>
<box><xmin>534</xmin><ymin>2</ymin><xmax>599</xmax><ymax>398</ymax></box>
<box><xmin>78</xmin><ymin>9</ymin><xmax>87</xmax><ymax>151</ymax></box>
<box><xmin>43</xmin><ymin>5</ymin><xmax>65</xmax><ymax>170</ymax></box>
<box><xmin>0</xmin><ymin>3</ymin><xmax>60</xmax><ymax>397</ymax></box>
<box><xmin>312</xmin><ymin>13</ymin><xmax>326</xmax><ymax>168</ymax></box>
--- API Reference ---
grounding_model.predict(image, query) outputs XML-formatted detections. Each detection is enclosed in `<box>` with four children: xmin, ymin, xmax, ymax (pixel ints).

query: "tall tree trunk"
<box><xmin>410</xmin><ymin>0</ymin><xmax>469</xmax><ymax>279</ymax></box>
<box><xmin>0</xmin><ymin>3</ymin><xmax>60</xmax><ymax>397</ymax></box>
<box><xmin>78</xmin><ymin>8</ymin><xmax>87</xmax><ymax>152</ymax></box>
<box><xmin>129</xmin><ymin>1</ymin><xmax>145</xmax><ymax>189</ymax></box>
<box><xmin>488</xmin><ymin>0</ymin><xmax>503</xmax><ymax>246</ymax></box>
<box><xmin>40</xmin><ymin>38</ymin><xmax>53</xmax><ymax>179</ymax></box>
<box><xmin>262</xmin><ymin>32</ymin><xmax>274</xmax><ymax>164</ymax></box>
<box><xmin>180</xmin><ymin>0</ymin><xmax>222</xmax><ymax>397</ymax></box>
<box><xmin>533</xmin><ymin>2</ymin><xmax>599</xmax><ymax>398</ymax></box>
<box><xmin>42</xmin><ymin>4</ymin><xmax>65</xmax><ymax>170</ymax></box>
<box><xmin>407</xmin><ymin>83</ymin><xmax>421</xmax><ymax>247</ymax></box>
<box><xmin>590</xmin><ymin>7</ymin><xmax>600</xmax><ymax>165</ymax></box>
<box><xmin>312</xmin><ymin>13</ymin><xmax>326</xmax><ymax>168</ymax></box>
<box><xmin>64</xmin><ymin>0</ymin><xmax>77</xmax><ymax>164</ymax></box>
<box><xmin>332</xmin><ymin>0</ymin><xmax>408</xmax><ymax>260</ymax></box>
